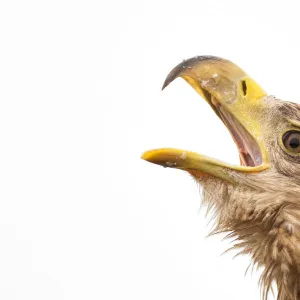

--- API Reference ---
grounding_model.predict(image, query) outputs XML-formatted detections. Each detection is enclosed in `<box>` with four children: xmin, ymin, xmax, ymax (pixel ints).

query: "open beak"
<box><xmin>142</xmin><ymin>56</ymin><xmax>270</xmax><ymax>182</ymax></box>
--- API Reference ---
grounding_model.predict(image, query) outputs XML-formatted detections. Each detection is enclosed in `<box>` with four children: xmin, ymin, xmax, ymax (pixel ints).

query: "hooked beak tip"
<box><xmin>161</xmin><ymin>81</ymin><xmax>168</xmax><ymax>91</ymax></box>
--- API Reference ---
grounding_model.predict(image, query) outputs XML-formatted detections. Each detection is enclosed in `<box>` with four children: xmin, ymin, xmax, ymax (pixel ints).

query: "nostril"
<box><xmin>241</xmin><ymin>80</ymin><xmax>247</xmax><ymax>96</ymax></box>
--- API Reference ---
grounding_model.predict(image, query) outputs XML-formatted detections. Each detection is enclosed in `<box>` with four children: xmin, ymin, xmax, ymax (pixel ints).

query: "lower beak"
<box><xmin>142</xmin><ymin>56</ymin><xmax>270</xmax><ymax>182</ymax></box>
<box><xmin>142</xmin><ymin>148</ymin><xmax>268</xmax><ymax>182</ymax></box>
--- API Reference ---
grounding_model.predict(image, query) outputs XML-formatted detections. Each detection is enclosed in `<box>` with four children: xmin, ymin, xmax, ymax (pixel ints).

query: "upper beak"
<box><xmin>142</xmin><ymin>56</ymin><xmax>270</xmax><ymax>182</ymax></box>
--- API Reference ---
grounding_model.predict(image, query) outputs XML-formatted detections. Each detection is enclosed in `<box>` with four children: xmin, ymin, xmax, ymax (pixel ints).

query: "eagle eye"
<box><xmin>282</xmin><ymin>130</ymin><xmax>300</xmax><ymax>152</ymax></box>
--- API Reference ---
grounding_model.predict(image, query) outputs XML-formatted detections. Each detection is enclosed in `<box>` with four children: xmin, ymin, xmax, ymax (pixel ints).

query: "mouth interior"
<box><xmin>209</xmin><ymin>95</ymin><xmax>262</xmax><ymax>167</ymax></box>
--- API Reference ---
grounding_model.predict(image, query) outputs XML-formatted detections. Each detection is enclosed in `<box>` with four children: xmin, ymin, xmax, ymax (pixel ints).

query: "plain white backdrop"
<box><xmin>1</xmin><ymin>0</ymin><xmax>300</xmax><ymax>299</ymax></box>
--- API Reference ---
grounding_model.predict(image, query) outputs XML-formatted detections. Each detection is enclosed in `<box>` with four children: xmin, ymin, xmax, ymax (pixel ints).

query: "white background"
<box><xmin>0</xmin><ymin>0</ymin><xmax>299</xmax><ymax>299</ymax></box>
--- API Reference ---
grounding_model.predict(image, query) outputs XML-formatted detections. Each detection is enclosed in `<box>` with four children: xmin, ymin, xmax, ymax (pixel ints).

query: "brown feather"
<box><xmin>190</xmin><ymin>98</ymin><xmax>300</xmax><ymax>299</ymax></box>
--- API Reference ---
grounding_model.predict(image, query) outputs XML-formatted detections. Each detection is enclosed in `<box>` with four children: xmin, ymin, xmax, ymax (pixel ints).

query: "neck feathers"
<box><xmin>202</xmin><ymin>183</ymin><xmax>300</xmax><ymax>300</ymax></box>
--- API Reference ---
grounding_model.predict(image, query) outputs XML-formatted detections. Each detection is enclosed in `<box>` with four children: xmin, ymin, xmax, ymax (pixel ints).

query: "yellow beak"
<box><xmin>142</xmin><ymin>56</ymin><xmax>270</xmax><ymax>182</ymax></box>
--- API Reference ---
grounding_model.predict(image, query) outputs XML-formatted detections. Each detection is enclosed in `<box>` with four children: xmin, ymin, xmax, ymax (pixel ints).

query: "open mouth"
<box><xmin>209</xmin><ymin>95</ymin><xmax>262</xmax><ymax>167</ymax></box>
<box><xmin>142</xmin><ymin>56</ymin><xmax>269</xmax><ymax>181</ymax></box>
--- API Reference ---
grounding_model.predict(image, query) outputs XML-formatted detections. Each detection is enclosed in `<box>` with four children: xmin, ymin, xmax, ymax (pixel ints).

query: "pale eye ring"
<box><xmin>282</xmin><ymin>131</ymin><xmax>300</xmax><ymax>152</ymax></box>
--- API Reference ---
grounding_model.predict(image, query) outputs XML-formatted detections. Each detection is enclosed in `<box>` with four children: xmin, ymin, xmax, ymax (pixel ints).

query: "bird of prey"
<box><xmin>142</xmin><ymin>56</ymin><xmax>300</xmax><ymax>300</ymax></box>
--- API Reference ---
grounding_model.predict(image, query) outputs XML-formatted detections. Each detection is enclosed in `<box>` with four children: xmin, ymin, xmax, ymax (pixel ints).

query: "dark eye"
<box><xmin>283</xmin><ymin>131</ymin><xmax>300</xmax><ymax>152</ymax></box>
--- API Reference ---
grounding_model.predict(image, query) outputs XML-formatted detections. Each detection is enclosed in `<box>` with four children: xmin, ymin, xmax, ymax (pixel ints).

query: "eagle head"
<box><xmin>142</xmin><ymin>56</ymin><xmax>300</xmax><ymax>300</ymax></box>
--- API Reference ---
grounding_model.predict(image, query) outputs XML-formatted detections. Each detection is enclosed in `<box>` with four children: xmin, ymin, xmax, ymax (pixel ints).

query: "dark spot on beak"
<box><xmin>242</xmin><ymin>80</ymin><xmax>247</xmax><ymax>96</ymax></box>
